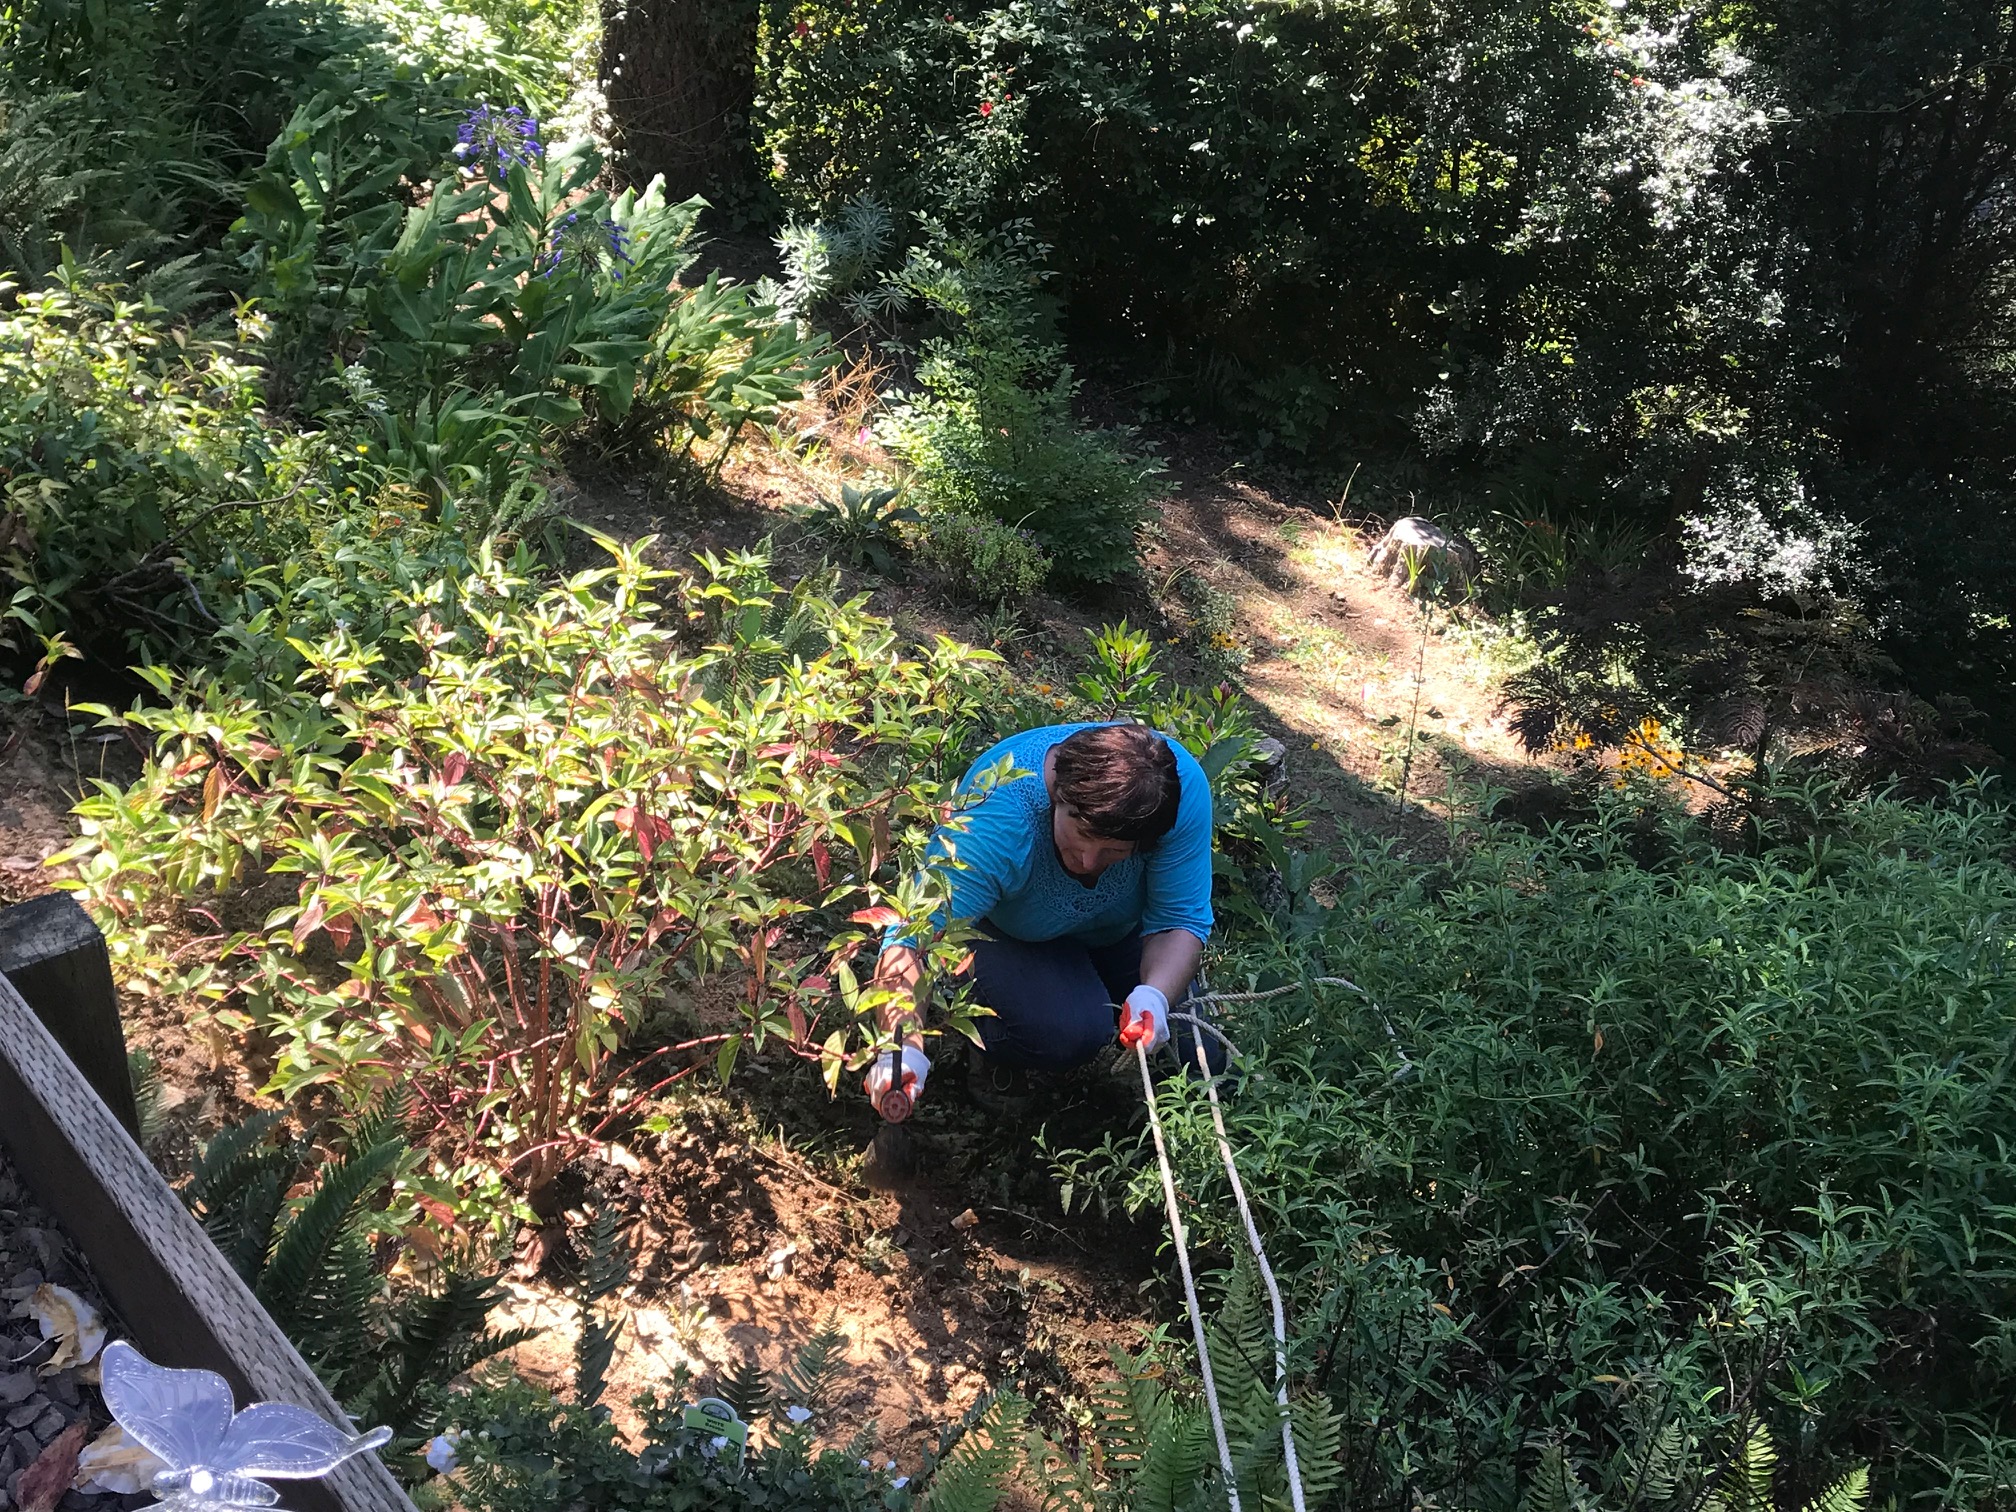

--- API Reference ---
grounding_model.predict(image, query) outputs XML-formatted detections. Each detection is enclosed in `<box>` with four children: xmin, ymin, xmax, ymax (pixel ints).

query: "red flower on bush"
<box><xmin>979</xmin><ymin>99</ymin><xmax>993</xmax><ymax>116</ymax></box>
<box><xmin>795</xmin><ymin>19</ymin><xmax>809</xmax><ymax>36</ymax></box>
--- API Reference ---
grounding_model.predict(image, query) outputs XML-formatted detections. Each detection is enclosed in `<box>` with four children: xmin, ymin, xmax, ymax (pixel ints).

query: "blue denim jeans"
<box><xmin>964</xmin><ymin>926</ymin><xmax>1220</xmax><ymax>1073</ymax></box>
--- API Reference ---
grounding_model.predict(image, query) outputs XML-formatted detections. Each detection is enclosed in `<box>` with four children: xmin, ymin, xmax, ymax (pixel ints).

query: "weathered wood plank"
<box><xmin>0</xmin><ymin>893</ymin><xmax>139</xmax><ymax>1136</ymax></box>
<box><xmin>0</xmin><ymin>974</ymin><xmax>416</xmax><ymax>1512</ymax></box>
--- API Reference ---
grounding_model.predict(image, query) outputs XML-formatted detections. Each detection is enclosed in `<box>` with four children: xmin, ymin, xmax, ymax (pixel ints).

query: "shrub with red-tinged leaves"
<box><xmin>60</xmin><ymin>541</ymin><xmax>995</xmax><ymax>1203</ymax></box>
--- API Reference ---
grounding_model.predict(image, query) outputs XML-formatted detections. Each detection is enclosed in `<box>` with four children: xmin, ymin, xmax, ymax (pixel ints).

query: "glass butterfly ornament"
<box><xmin>101</xmin><ymin>1341</ymin><xmax>392</xmax><ymax>1511</ymax></box>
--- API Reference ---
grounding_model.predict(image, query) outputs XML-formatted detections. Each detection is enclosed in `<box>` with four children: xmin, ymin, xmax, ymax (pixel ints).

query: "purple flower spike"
<box><xmin>455</xmin><ymin>103</ymin><xmax>543</xmax><ymax>175</ymax></box>
<box><xmin>542</xmin><ymin>212</ymin><xmax>637</xmax><ymax>279</ymax></box>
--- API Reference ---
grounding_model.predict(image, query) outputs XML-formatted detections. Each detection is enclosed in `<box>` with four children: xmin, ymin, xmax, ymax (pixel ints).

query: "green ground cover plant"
<box><xmin>911</xmin><ymin>510</ymin><xmax>1051</xmax><ymax>607</ymax></box>
<box><xmin>1058</xmin><ymin>777</ymin><xmax>2016</xmax><ymax>1509</ymax></box>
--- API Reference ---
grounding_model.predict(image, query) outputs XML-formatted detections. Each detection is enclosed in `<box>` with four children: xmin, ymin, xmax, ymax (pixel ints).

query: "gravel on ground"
<box><xmin>0</xmin><ymin>1152</ymin><xmax>137</xmax><ymax>1512</ymax></box>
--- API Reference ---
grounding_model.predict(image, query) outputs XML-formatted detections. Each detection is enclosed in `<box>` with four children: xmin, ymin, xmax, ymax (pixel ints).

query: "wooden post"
<box><xmin>0</xmin><ymin>892</ymin><xmax>139</xmax><ymax>1136</ymax></box>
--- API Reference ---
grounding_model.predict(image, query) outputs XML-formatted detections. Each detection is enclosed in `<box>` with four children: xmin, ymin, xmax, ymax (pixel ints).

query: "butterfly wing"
<box><xmin>151</xmin><ymin>1470</ymin><xmax>282</xmax><ymax>1508</ymax></box>
<box><xmin>215</xmin><ymin>1403</ymin><xmax>393</xmax><ymax>1479</ymax></box>
<box><xmin>100</xmin><ymin>1342</ymin><xmax>234</xmax><ymax>1472</ymax></box>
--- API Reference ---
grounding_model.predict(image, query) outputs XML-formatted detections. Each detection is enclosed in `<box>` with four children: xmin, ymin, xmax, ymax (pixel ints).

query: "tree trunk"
<box><xmin>598</xmin><ymin>0</ymin><xmax>760</xmax><ymax>203</ymax></box>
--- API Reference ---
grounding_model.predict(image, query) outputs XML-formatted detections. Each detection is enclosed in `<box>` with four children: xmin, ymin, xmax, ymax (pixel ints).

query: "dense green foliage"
<box><xmin>1060</xmin><ymin>778</ymin><xmax>2016</xmax><ymax>1508</ymax></box>
<box><xmin>14</xmin><ymin>0</ymin><xmax>2016</xmax><ymax>1507</ymax></box>
<box><xmin>756</xmin><ymin>0</ymin><xmax>2016</xmax><ymax>748</ymax></box>
<box><xmin>767</xmin><ymin>205</ymin><xmax>1156</xmax><ymax>586</ymax></box>
<box><xmin>64</xmin><ymin>545</ymin><xmax>997</xmax><ymax>1207</ymax></box>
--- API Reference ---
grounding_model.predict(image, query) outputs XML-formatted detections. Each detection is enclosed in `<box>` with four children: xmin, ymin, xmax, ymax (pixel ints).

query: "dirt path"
<box><xmin>577</xmin><ymin>410</ymin><xmax>1551</xmax><ymax>852</ymax></box>
<box><xmin>1136</xmin><ymin>432</ymin><xmax>1545</xmax><ymax>844</ymax></box>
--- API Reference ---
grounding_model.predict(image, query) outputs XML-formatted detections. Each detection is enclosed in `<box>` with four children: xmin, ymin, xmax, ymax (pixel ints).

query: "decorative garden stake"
<box><xmin>100</xmin><ymin>1341</ymin><xmax>392</xmax><ymax>1510</ymax></box>
<box><xmin>678</xmin><ymin>1398</ymin><xmax>748</xmax><ymax>1467</ymax></box>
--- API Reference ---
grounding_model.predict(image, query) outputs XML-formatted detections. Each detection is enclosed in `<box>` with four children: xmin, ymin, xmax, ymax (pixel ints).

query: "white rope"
<box><xmin>1131</xmin><ymin>1035</ymin><xmax>1243</xmax><ymax>1512</ymax></box>
<box><xmin>1132</xmin><ymin>973</ymin><xmax>1398</xmax><ymax>1512</ymax></box>
<box><xmin>1168</xmin><ymin>1011</ymin><xmax>1305</xmax><ymax>1512</ymax></box>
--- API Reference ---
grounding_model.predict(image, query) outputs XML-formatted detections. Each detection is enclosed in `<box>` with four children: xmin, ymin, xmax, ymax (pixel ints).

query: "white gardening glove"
<box><xmin>865</xmin><ymin>1045</ymin><xmax>930</xmax><ymax>1118</ymax></box>
<box><xmin>1117</xmin><ymin>984</ymin><xmax>1170</xmax><ymax>1053</ymax></box>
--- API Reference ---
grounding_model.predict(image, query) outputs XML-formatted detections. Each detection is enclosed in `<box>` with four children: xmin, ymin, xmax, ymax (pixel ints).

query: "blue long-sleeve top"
<box><xmin>888</xmin><ymin>723</ymin><xmax>1215</xmax><ymax>950</ymax></box>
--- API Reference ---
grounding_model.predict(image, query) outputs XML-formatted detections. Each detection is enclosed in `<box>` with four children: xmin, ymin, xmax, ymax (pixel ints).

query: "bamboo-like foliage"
<box><xmin>1056</xmin><ymin>775</ymin><xmax>2016</xmax><ymax>1509</ymax></box>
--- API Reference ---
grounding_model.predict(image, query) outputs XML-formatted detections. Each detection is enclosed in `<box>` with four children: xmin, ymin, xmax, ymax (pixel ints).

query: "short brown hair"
<box><xmin>1052</xmin><ymin>724</ymin><xmax>1181</xmax><ymax>845</ymax></box>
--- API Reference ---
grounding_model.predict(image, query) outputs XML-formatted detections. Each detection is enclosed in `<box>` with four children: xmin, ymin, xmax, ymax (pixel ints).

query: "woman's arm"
<box><xmin>1139</xmin><ymin>928</ymin><xmax>1204</xmax><ymax>1003</ymax></box>
<box><xmin>872</xmin><ymin>944</ymin><xmax>927</xmax><ymax>1053</ymax></box>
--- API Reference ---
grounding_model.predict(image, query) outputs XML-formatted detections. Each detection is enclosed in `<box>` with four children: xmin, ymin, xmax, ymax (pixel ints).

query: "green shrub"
<box><xmin>876</xmin><ymin>232</ymin><xmax>1155</xmax><ymax>587</ymax></box>
<box><xmin>912</xmin><ymin>509</ymin><xmax>1051</xmax><ymax>606</ymax></box>
<box><xmin>1058</xmin><ymin>779</ymin><xmax>2016</xmax><ymax>1509</ymax></box>
<box><xmin>241</xmin><ymin>100</ymin><xmax>822</xmax><ymax>459</ymax></box>
<box><xmin>61</xmin><ymin>543</ymin><xmax>997</xmax><ymax>1209</ymax></box>
<box><xmin>0</xmin><ymin>273</ymin><xmax>279</xmax><ymax>653</ymax></box>
<box><xmin>0</xmin><ymin>268</ymin><xmax>554</xmax><ymax>663</ymax></box>
<box><xmin>882</xmin><ymin>342</ymin><xmax>1152</xmax><ymax>586</ymax></box>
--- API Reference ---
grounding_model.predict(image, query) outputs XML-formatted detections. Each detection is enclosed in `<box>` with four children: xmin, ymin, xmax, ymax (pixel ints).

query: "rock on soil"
<box><xmin>1367</xmin><ymin>516</ymin><xmax>1482</xmax><ymax>595</ymax></box>
<box><xmin>0</xmin><ymin>1154</ymin><xmax>134</xmax><ymax>1512</ymax></box>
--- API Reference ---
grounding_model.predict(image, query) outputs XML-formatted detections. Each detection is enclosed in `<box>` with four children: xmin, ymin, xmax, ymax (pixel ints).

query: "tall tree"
<box><xmin>599</xmin><ymin>0</ymin><xmax>760</xmax><ymax>202</ymax></box>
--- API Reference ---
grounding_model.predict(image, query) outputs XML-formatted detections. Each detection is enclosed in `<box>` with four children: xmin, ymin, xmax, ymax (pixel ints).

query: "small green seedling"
<box><xmin>682</xmin><ymin>1397</ymin><xmax>749</xmax><ymax>1465</ymax></box>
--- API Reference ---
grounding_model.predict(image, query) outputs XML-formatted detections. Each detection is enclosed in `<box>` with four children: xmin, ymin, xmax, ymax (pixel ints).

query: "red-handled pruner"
<box><xmin>874</xmin><ymin>1050</ymin><xmax>915</xmax><ymax>1123</ymax></box>
<box><xmin>1117</xmin><ymin>1003</ymin><xmax>1153</xmax><ymax>1049</ymax></box>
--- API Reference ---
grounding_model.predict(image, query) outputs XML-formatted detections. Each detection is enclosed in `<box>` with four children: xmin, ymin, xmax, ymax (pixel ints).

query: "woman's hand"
<box><xmin>865</xmin><ymin>1045</ymin><xmax>931</xmax><ymax>1115</ymax></box>
<box><xmin>1118</xmin><ymin>983</ymin><xmax>1170</xmax><ymax>1052</ymax></box>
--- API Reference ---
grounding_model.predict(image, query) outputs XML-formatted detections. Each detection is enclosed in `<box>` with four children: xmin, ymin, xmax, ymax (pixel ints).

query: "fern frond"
<box><xmin>188</xmin><ymin>1108</ymin><xmax>290</xmax><ymax>1211</ymax></box>
<box><xmin>335</xmin><ymin>1088</ymin><xmax>410</xmax><ymax>1165</ymax></box>
<box><xmin>1091</xmin><ymin>1351</ymin><xmax>1168</xmax><ymax>1473</ymax></box>
<box><xmin>1204</xmin><ymin>1262</ymin><xmax>1276</xmax><ymax>1406</ymax></box>
<box><xmin>1130</xmin><ymin>1401</ymin><xmax>1212</xmax><ymax>1512</ymax></box>
<box><xmin>1522</xmin><ymin>1444</ymin><xmax>1585</xmax><ymax>1512</ymax></box>
<box><xmin>201</xmin><ymin>1163</ymin><xmax>291</xmax><ymax>1285</ymax></box>
<box><xmin>1024</xmin><ymin>1429</ymin><xmax>1097</xmax><ymax>1512</ymax></box>
<box><xmin>777</xmin><ymin>1317</ymin><xmax>849</xmax><ymax>1416</ymax></box>
<box><xmin>576</xmin><ymin>1208</ymin><xmax>631</xmax><ymax>1303</ymax></box>
<box><xmin>1800</xmin><ymin>1466</ymin><xmax>1870</xmax><ymax>1512</ymax></box>
<box><xmin>352</xmin><ymin>1269</ymin><xmax>535</xmax><ymax>1438</ymax></box>
<box><xmin>1285</xmin><ymin>1388</ymin><xmax>1344</xmax><ymax>1505</ymax></box>
<box><xmin>1705</xmin><ymin>1424</ymin><xmax>1777</xmax><ymax>1512</ymax></box>
<box><xmin>254</xmin><ymin>1133</ymin><xmax>402</xmax><ymax>1338</ymax></box>
<box><xmin>918</xmin><ymin>1392</ymin><xmax>1029</xmax><ymax>1512</ymax></box>
<box><xmin>128</xmin><ymin>1050</ymin><xmax>167</xmax><ymax>1149</ymax></box>
<box><xmin>572</xmin><ymin>1208</ymin><xmax>631</xmax><ymax>1409</ymax></box>
<box><xmin>719</xmin><ymin>1357</ymin><xmax>773</xmax><ymax>1424</ymax></box>
<box><xmin>1639</xmin><ymin>1420</ymin><xmax>1689</xmax><ymax>1505</ymax></box>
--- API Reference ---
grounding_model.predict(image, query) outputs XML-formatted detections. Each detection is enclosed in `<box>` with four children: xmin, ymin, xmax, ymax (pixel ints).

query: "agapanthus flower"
<box><xmin>454</xmin><ymin>104</ymin><xmax>542</xmax><ymax>174</ymax></box>
<box><xmin>542</xmin><ymin>212</ymin><xmax>636</xmax><ymax>278</ymax></box>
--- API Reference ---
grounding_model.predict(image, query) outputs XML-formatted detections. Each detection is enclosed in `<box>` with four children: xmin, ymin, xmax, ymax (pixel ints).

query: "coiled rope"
<box><xmin>1132</xmin><ymin>974</ymin><xmax>1398</xmax><ymax>1512</ymax></box>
